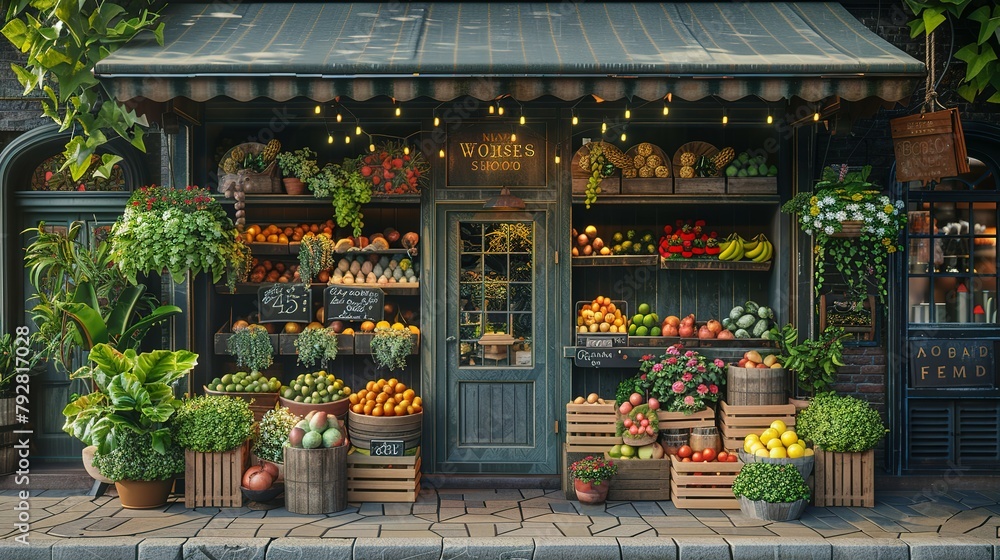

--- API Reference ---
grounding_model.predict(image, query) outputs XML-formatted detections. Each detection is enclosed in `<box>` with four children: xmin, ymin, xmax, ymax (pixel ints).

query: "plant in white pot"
<box><xmin>732</xmin><ymin>462</ymin><xmax>811</xmax><ymax>521</ymax></box>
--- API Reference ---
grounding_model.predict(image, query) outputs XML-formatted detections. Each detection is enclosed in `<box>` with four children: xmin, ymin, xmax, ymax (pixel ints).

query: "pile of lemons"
<box><xmin>743</xmin><ymin>420</ymin><xmax>814</xmax><ymax>459</ymax></box>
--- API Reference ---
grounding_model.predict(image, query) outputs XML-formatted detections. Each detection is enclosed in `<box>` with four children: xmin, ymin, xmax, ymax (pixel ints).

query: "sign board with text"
<box><xmin>909</xmin><ymin>339</ymin><xmax>994</xmax><ymax>388</ymax></box>
<box><xmin>369</xmin><ymin>439</ymin><xmax>405</xmax><ymax>457</ymax></box>
<box><xmin>324</xmin><ymin>286</ymin><xmax>384</xmax><ymax>322</ymax></box>
<box><xmin>890</xmin><ymin>108</ymin><xmax>969</xmax><ymax>185</ymax></box>
<box><xmin>573</xmin><ymin>347</ymin><xmax>631</xmax><ymax>368</ymax></box>
<box><xmin>447</xmin><ymin>123</ymin><xmax>546</xmax><ymax>187</ymax></box>
<box><xmin>258</xmin><ymin>283</ymin><xmax>312</xmax><ymax>323</ymax></box>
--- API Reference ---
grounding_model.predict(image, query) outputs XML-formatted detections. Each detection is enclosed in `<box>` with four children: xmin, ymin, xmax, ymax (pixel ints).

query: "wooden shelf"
<box><xmin>572</xmin><ymin>194</ymin><xmax>780</xmax><ymax>205</ymax></box>
<box><xmin>216</xmin><ymin>194</ymin><xmax>419</xmax><ymax>206</ymax></box>
<box><xmin>660</xmin><ymin>257</ymin><xmax>771</xmax><ymax>271</ymax></box>
<box><xmin>216</xmin><ymin>282</ymin><xmax>420</xmax><ymax>295</ymax></box>
<box><xmin>571</xmin><ymin>255</ymin><xmax>658</xmax><ymax>267</ymax></box>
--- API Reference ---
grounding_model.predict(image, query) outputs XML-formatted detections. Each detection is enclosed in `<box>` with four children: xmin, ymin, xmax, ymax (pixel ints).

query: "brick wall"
<box><xmin>0</xmin><ymin>40</ymin><xmax>47</xmax><ymax>136</ymax></box>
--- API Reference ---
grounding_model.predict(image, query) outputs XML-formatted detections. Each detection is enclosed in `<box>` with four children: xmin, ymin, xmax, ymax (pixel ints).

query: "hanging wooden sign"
<box><xmin>447</xmin><ymin>123</ymin><xmax>546</xmax><ymax>187</ymax></box>
<box><xmin>890</xmin><ymin>108</ymin><xmax>969</xmax><ymax>185</ymax></box>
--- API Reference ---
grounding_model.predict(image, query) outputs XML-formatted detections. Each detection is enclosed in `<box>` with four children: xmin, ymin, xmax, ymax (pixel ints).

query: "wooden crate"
<box><xmin>670</xmin><ymin>454</ymin><xmax>742</xmax><ymax>509</ymax></box>
<box><xmin>673</xmin><ymin>178</ymin><xmax>725</xmax><ymax>194</ymax></box>
<box><xmin>184</xmin><ymin>441</ymin><xmax>249</xmax><ymax>508</ymax></box>
<box><xmin>604</xmin><ymin>452</ymin><xmax>670</xmax><ymax>501</ymax></box>
<box><xmin>279</xmin><ymin>332</ymin><xmax>354</xmax><ymax>356</ymax></box>
<box><xmin>621</xmin><ymin>177</ymin><xmax>673</xmax><ymax>194</ymax></box>
<box><xmin>726</xmin><ymin>177</ymin><xmax>777</xmax><ymax>194</ymax></box>
<box><xmin>346</xmin><ymin>447</ymin><xmax>421</xmax><ymax>503</ymax></box>
<box><xmin>813</xmin><ymin>448</ymin><xmax>875</xmax><ymax>507</ymax></box>
<box><xmin>717</xmin><ymin>401</ymin><xmax>796</xmax><ymax>452</ymax></box>
<box><xmin>657</xmin><ymin>407</ymin><xmax>716</xmax><ymax>430</ymax></box>
<box><xmin>565</xmin><ymin>402</ymin><xmax>618</xmax><ymax>453</ymax></box>
<box><xmin>571</xmin><ymin>143</ymin><xmax>621</xmax><ymax>195</ymax></box>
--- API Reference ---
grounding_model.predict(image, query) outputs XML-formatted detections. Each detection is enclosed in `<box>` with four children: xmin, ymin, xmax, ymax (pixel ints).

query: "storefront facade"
<box><xmin>10</xmin><ymin>2</ymin><xmax>985</xmax><ymax>479</ymax></box>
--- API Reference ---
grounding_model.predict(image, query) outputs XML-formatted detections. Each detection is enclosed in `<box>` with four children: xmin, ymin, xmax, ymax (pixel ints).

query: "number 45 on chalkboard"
<box><xmin>259</xmin><ymin>284</ymin><xmax>312</xmax><ymax>323</ymax></box>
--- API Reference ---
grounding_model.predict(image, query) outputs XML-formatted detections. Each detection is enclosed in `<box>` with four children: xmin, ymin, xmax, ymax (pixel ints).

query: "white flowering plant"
<box><xmin>781</xmin><ymin>165</ymin><xmax>905</xmax><ymax>305</ymax></box>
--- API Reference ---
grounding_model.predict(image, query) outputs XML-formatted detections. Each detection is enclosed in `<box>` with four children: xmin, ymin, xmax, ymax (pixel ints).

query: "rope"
<box><xmin>923</xmin><ymin>30</ymin><xmax>938</xmax><ymax>113</ymax></box>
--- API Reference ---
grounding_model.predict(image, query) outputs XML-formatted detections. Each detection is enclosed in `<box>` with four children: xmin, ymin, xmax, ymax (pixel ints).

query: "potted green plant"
<box><xmin>781</xmin><ymin>164</ymin><xmax>906</xmax><ymax>307</ymax></box>
<box><xmin>307</xmin><ymin>160</ymin><xmax>371</xmax><ymax>237</ymax></box>
<box><xmin>568</xmin><ymin>455</ymin><xmax>618</xmax><ymax>505</ymax></box>
<box><xmin>227</xmin><ymin>324</ymin><xmax>275</xmax><ymax>375</ymax></box>
<box><xmin>294</xmin><ymin>325</ymin><xmax>339</xmax><ymax>369</ymax></box>
<box><xmin>276</xmin><ymin>148</ymin><xmax>319</xmax><ymax>195</ymax></box>
<box><xmin>629</xmin><ymin>344</ymin><xmax>726</xmax><ymax>413</ymax></box>
<box><xmin>251</xmin><ymin>406</ymin><xmax>301</xmax><ymax>480</ymax></box>
<box><xmin>370</xmin><ymin>327</ymin><xmax>414</xmax><ymax>371</ymax></box>
<box><xmin>732</xmin><ymin>462</ymin><xmax>811</xmax><ymax>521</ymax></box>
<box><xmin>92</xmin><ymin>430</ymin><xmax>185</xmax><ymax>509</ymax></box>
<box><xmin>110</xmin><ymin>185</ymin><xmax>251</xmax><ymax>291</ymax></box>
<box><xmin>772</xmin><ymin>324</ymin><xmax>849</xmax><ymax>401</ymax></box>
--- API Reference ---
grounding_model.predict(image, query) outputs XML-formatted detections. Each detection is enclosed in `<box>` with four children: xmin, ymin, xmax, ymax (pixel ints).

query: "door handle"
<box><xmin>446</xmin><ymin>336</ymin><xmax>456</xmax><ymax>342</ymax></box>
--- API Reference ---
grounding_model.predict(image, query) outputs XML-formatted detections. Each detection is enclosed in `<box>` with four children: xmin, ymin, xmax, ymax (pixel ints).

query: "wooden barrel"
<box><xmin>658</xmin><ymin>429</ymin><xmax>689</xmax><ymax>456</ymax></box>
<box><xmin>347</xmin><ymin>411</ymin><xmax>422</xmax><ymax>451</ymax></box>
<box><xmin>726</xmin><ymin>366</ymin><xmax>789</xmax><ymax>406</ymax></box>
<box><xmin>689</xmin><ymin>426</ymin><xmax>721</xmax><ymax>453</ymax></box>
<box><xmin>283</xmin><ymin>445</ymin><xmax>347</xmax><ymax>514</ymax></box>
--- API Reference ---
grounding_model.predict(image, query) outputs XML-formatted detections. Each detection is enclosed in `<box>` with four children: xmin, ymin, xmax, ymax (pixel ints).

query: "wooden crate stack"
<box><xmin>185</xmin><ymin>441</ymin><xmax>249</xmax><ymax>508</ymax></box>
<box><xmin>717</xmin><ymin>401</ymin><xmax>796</xmax><ymax>452</ymax></box>
<box><xmin>670</xmin><ymin>454</ymin><xmax>742</xmax><ymax>509</ymax></box>
<box><xmin>604</xmin><ymin>453</ymin><xmax>670</xmax><ymax>501</ymax></box>
<box><xmin>657</xmin><ymin>407</ymin><xmax>716</xmax><ymax>431</ymax></box>
<box><xmin>563</xmin><ymin>402</ymin><xmax>618</xmax><ymax>500</ymax></box>
<box><xmin>346</xmin><ymin>447</ymin><xmax>422</xmax><ymax>503</ymax></box>
<box><xmin>813</xmin><ymin>448</ymin><xmax>875</xmax><ymax>507</ymax></box>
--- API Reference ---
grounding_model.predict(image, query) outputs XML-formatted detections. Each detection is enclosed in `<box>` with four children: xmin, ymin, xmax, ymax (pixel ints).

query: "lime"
<box><xmin>636</xmin><ymin>326</ymin><xmax>649</xmax><ymax>337</ymax></box>
<box><xmin>650</xmin><ymin>326</ymin><xmax>662</xmax><ymax>337</ymax></box>
<box><xmin>234</xmin><ymin>384</ymin><xmax>244</xmax><ymax>392</ymax></box>
<box><xmin>215</xmin><ymin>384</ymin><xmax>225</xmax><ymax>392</ymax></box>
<box><xmin>628</xmin><ymin>323</ymin><xmax>638</xmax><ymax>336</ymax></box>
<box><xmin>225</xmin><ymin>384</ymin><xmax>236</xmax><ymax>392</ymax></box>
<box><xmin>211</xmin><ymin>377</ymin><xmax>221</xmax><ymax>386</ymax></box>
<box><xmin>642</xmin><ymin>315</ymin><xmax>656</xmax><ymax>328</ymax></box>
<box><xmin>283</xmin><ymin>388</ymin><xmax>295</xmax><ymax>399</ymax></box>
<box><xmin>637</xmin><ymin>303</ymin><xmax>651</xmax><ymax>315</ymax></box>
<box><xmin>221</xmin><ymin>374</ymin><xmax>233</xmax><ymax>385</ymax></box>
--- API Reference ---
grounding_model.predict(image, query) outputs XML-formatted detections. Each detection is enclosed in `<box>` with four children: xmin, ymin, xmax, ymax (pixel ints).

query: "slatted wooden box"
<box><xmin>346</xmin><ymin>447</ymin><xmax>422</xmax><ymax>503</ymax></box>
<box><xmin>184</xmin><ymin>440</ymin><xmax>250</xmax><ymax>508</ymax></box>
<box><xmin>673</xmin><ymin>178</ymin><xmax>725</xmax><ymax>194</ymax></box>
<box><xmin>813</xmin><ymin>448</ymin><xmax>875</xmax><ymax>507</ymax></box>
<box><xmin>726</xmin><ymin>177</ymin><xmax>777</xmax><ymax>194</ymax></box>
<box><xmin>657</xmin><ymin>407</ymin><xmax>716</xmax><ymax>431</ymax></box>
<box><xmin>670</xmin><ymin>454</ymin><xmax>742</xmax><ymax>509</ymax></box>
<box><xmin>565</xmin><ymin>402</ymin><xmax>619</xmax><ymax>453</ymax></box>
<box><xmin>604</xmin><ymin>453</ymin><xmax>670</xmax><ymax>501</ymax></box>
<box><xmin>717</xmin><ymin>401</ymin><xmax>796</xmax><ymax>452</ymax></box>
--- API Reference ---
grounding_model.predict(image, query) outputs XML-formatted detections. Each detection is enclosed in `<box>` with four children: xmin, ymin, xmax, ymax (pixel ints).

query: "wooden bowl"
<box><xmin>278</xmin><ymin>396</ymin><xmax>350</xmax><ymax>419</ymax></box>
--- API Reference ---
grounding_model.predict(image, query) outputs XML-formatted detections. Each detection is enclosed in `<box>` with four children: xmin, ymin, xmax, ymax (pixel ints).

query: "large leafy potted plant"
<box><xmin>772</xmin><ymin>324</ymin><xmax>848</xmax><ymax>400</ymax></box>
<box><xmin>276</xmin><ymin>147</ymin><xmax>320</xmax><ymax>195</ymax></box>
<box><xmin>307</xmin><ymin>160</ymin><xmax>371</xmax><ymax>237</ymax></box>
<box><xmin>781</xmin><ymin>164</ymin><xmax>906</xmax><ymax>306</ymax></box>
<box><xmin>732</xmin><ymin>462</ymin><xmax>811</xmax><ymax>521</ymax></box>
<box><xmin>110</xmin><ymin>185</ymin><xmax>251</xmax><ymax>290</ymax></box>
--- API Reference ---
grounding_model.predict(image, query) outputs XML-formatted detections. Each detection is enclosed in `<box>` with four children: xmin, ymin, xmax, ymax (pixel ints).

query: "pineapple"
<box><xmin>713</xmin><ymin>147</ymin><xmax>735</xmax><ymax>173</ymax></box>
<box><xmin>222</xmin><ymin>157</ymin><xmax>238</xmax><ymax>174</ymax></box>
<box><xmin>646</xmin><ymin>154</ymin><xmax>662</xmax><ymax>168</ymax></box>
<box><xmin>600</xmin><ymin>142</ymin><xmax>632</xmax><ymax>169</ymax></box>
<box><xmin>262</xmin><ymin>139</ymin><xmax>281</xmax><ymax>163</ymax></box>
<box><xmin>639</xmin><ymin>166</ymin><xmax>654</xmax><ymax>178</ymax></box>
<box><xmin>229</xmin><ymin>146</ymin><xmax>246</xmax><ymax>166</ymax></box>
<box><xmin>680</xmin><ymin>152</ymin><xmax>696</xmax><ymax>167</ymax></box>
<box><xmin>633</xmin><ymin>155</ymin><xmax>647</xmax><ymax>169</ymax></box>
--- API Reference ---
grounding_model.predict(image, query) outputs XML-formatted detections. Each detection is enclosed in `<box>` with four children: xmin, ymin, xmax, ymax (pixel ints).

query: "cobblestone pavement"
<box><xmin>0</xmin><ymin>487</ymin><xmax>998</xmax><ymax>558</ymax></box>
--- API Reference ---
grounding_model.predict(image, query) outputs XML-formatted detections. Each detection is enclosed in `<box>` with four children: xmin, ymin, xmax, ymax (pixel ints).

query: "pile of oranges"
<box><xmin>349</xmin><ymin>377</ymin><xmax>423</xmax><ymax>416</ymax></box>
<box><xmin>244</xmin><ymin>221</ymin><xmax>335</xmax><ymax>244</ymax></box>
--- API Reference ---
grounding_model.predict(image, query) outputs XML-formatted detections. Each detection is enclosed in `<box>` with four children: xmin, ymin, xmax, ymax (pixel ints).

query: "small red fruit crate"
<box><xmin>670</xmin><ymin>454</ymin><xmax>743</xmax><ymax>509</ymax></box>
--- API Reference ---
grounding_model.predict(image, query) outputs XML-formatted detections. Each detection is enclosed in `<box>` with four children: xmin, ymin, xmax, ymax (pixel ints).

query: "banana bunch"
<box><xmin>743</xmin><ymin>234</ymin><xmax>774</xmax><ymax>263</ymax></box>
<box><xmin>718</xmin><ymin>233</ymin><xmax>746</xmax><ymax>261</ymax></box>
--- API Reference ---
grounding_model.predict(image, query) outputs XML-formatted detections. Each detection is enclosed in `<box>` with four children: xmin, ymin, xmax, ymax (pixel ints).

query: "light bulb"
<box><xmin>722</xmin><ymin>115</ymin><xmax>728</xmax><ymax>124</ymax></box>
<box><xmin>510</xmin><ymin>133</ymin><xmax>517</xmax><ymax>142</ymax></box>
<box><xmin>813</xmin><ymin>112</ymin><xmax>820</xmax><ymax>122</ymax></box>
<box><xmin>767</xmin><ymin>114</ymin><xmax>773</xmax><ymax>125</ymax></box>
<box><xmin>498</xmin><ymin>105</ymin><xmax>505</xmax><ymax>115</ymax></box>
<box><xmin>625</xmin><ymin>108</ymin><xmax>631</xmax><ymax>119</ymax></box>
<box><xmin>620</xmin><ymin>132</ymin><xmax>627</xmax><ymax>142</ymax></box>
<box><xmin>663</xmin><ymin>106</ymin><xmax>669</xmax><ymax>116</ymax></box>
<box><xmin>439</xmin><ymin>149</ymin><xmax>445</xmax><ymax>158</ymax></box>
<box><xmin>554</xmin><ymin>154</ymin><xmax>561</xmax><ymax>164</ymax></box>
<box><xmin>434</xmin><ymin>116</ymin><xmax>440</xmax><ymax>127</ymax></box>
<box><xmin>356</xmin><ymin>126</ymin><xmax>362</xmax><ymax>135</ymax></box>
<box><xmin>369</xmin><ymin>143</ymin><xmax>376</xmax><ymax>153</ymax></box>
<box><xmin>395</xmin><ymin>106</ymin><xmax>401</xmax><ymax>117</ymax></box>
<box><xmin>314</xmin><ymin>105</ymin><xmax>321</xmax><ymax>114</ymax></box>
<box><xmin>327</xmin><ymin>134</ymin><xmax>334</xmax><ymax>144</ymax></box>
<box><xmin>345</xmin><ymin>136</ymin><xmax>351</xmax><ymax>144</ymax></box>
<box><xmin>519</xmin><ymin>115</ymin><xmax>526</xmax><ymax>125</ymax></box>
<box><xmin>571</xmin><ymin>115</ymin><xmax>579</xmax><ymax>126</ymax></box>
<box><xmin>336</xmin><ymin>113</ymin><xmax>342</xmax><ymax>123</ymax></box>
<box><xmin>489</xmin><ymin>105</ymin><xmax>495</xmax><ymax>114</ymax></box>
<box><xmin>601</xmin><ymin>122</ymin><xmax>607</xmax><ymax>133</ymax></box>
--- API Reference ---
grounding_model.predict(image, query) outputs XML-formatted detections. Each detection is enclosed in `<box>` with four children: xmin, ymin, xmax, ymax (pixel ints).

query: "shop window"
<box><xmin>28</xmin><ymin>153</ymin><xmax>126</xmax><ymax>191</ymax></box>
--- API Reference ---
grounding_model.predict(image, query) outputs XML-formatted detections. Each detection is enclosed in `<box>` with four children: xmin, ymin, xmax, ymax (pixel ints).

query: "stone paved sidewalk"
<box><xmin>0</xmin><ymin>487</ymin><xmax>998</xmax><ymax>559</ymax></box>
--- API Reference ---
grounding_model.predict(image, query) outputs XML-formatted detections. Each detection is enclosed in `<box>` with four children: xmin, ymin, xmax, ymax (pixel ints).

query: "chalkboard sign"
<box><xmin>576</xmin><ymin>333</ymin><xmax>628</xmax><ymax>348</ymax></box>
<box><xmin>324</xmin><ymin>286</ymin><xmax>384</xmax><ymax>322</ymax></box>
<box><xmin>369</xmin><ymin>439</ymin><xmax>405</xmax><ymax>457</ymax></box>
<box><xmin>258</xmin><ymin>283</ymin><xmax>311</xmax><ymax>323</ymax></box>
<box><xmin>890</xmin><ymin>109</ymin><xmax>969</xmax><ymax>185</ymax></box>
<box><xmin>574</xmin><ymin>347</ymin><xmax>631</xmax><ymax>368</ymax></box>
<box><xmin>909</xmin><ymin>339</ymin><xmax>995</xmax><ymax>388</ymax></box>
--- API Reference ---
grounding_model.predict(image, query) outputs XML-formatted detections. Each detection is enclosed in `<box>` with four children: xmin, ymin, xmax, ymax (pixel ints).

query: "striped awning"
<box><xmin>95</xmin><ymin>2</ymin><xmax>925</xmax><ymax>103</ymax></box>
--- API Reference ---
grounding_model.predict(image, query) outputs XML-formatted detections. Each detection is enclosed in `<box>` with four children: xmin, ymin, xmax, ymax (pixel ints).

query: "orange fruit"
<box><xmin>391</xmin><ymin>322</ymin><xmax>405</xmax><ymax>330</ymax></box>
<box><xmin>267</xmin><ymin>234</ymin><xmax>279</xmax><ymax>243</ymax></box>
<box><xmin>371</xmin><ymin>406</ymin><xmax>383</xmax><ymax>416</ymax></box>
<box><xmin>402</xmin><ymin>389</ymin><xmax>415</xmax><ymax>401</ymax></box>
<box><xmin>360</xmin><ymin>321</ymin><xmax>375</xmax><ymax>332</ymax></box>
<box><xmin>394</xmin><ymin>404</ymin><xmax>406</xmax><ymax>416</ymax></box>
<box><xmin>376</xmin><ymin>320</ymin><xmax>391</xmax><ymax>329</ymax></box>
<box><xmin>342</xmin><ymin>327</ymin><xmax>355</xmax><ymax>335</ymax></box>
<box><xmin>278</xmin><ymin>234</ymin><xmax>289</xmax><ymax>243</ymax></box>
<box><xmin>394</xmin><ymin>383</ymin><xmax>406</xmax><ymax>394</ymax></box>
<box><xmin>351</xmin><ymin>403</ymin><xmax>363</xmax><ymax>414</ymax></box>
<box><xmin>408</xmin><ymin>325</ymin><xmax>420</xmax><ymax>334</ymax></box>
<box><xmin>383</xmin><ymin>402</ymin><xmax>395</xmax><ymax>416</ymax></box>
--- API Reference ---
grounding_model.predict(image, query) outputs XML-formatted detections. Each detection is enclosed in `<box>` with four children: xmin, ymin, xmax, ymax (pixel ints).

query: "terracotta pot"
<box><xmin>573</xmin><ymin>478</ymin><xmax>610</xmax><ymax>505</ymax></box>
<box><xmin>115</xmin><ymin>479</ymin><xmax>174</xmax><ymax>509</ymax></box>
<box><xmin>82</xmin><ymin>445</ymin><xmax>113</xmax><ymax>484</ymax></box>
<box><xmin>282</xmin><ymin>178</ymin><xmax>307</xmax><ymax>195</ymax></box>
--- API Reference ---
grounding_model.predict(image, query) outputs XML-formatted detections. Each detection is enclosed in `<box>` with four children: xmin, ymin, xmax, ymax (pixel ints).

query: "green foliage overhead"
<box><xmin>732</xmin><ymin>463</ymin><xmax>811</xmax><ymax>503</ymax></box>
<box><xmin>906</xmin><ymin>0</ymin><xmax>1000</xmax><ymax>103</ymax></box>
<box><xmin>796</xmin><ymin>392</ymin><xmax>889</xmax><ymax>453</ymax></box>
<box><xmin>173</xmin><ymin>395</ymin><xmax>254</xmax><ymax>453</ymax></box>
<box><xmin>2</xmin><ymin>1</ymin><xmax>165</xmax><ymax>180</ymax></box>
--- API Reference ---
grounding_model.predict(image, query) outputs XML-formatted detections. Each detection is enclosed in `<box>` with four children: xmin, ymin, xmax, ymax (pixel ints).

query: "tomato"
<box><xmin>677</xmin><ymin>445</ymin><xmax>693</xmax><ymax>458</ymax></box>
<box><xmin>701</xmin><ymin>448</ymin><xmax>716</xmax><ymax>462</ymax></box>
<box><xmin>681</xmin><ymin>457</ymin><xmax>692</xmax><ymax>462</ymax></box>
<box><xmin>728</xmin><ymin>454</ymin><xmax>739</xmax><ymax>462</ymax></box>
<box><xmin>691</xmin><ymin>451</ymin><xmax>703</xmax><ymax>462</ymax></box>
<box><xmin>717</xmin><ymin>451</ymin><xmax>729</xmax><ymax>462</ymax></box>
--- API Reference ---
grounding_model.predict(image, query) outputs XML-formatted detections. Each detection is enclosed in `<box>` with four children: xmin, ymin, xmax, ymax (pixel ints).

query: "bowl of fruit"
<box><xmin>204</xmin><ymin>371</ymin><xmax>282</xmax><ymax>419</ymax></box>
<box><xmin>278</xmin><ymin>371</ymin><xmax>352</xmax><ymax>419</ymax></box>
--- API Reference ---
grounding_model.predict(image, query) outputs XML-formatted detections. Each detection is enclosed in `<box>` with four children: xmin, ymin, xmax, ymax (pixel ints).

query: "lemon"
<box><xmin>803</xmin><ymin>448</ymin><xmax>815</xmax><ymax>457</ymax></box>
<box><xmin>780</xmin><ymin>430</ymin><xmax>799</xmax><ymax>447</ymax></box>
<box><xmin>769</xmin><ymin>447</ymin><xmax>788</xmax><ymax>459</ymax></box>
<box><xmin>749</xmin><ymin>442</ymin><xmax>765</xmax><ymax>454</ymax></box>
<box><xmin>766</xmin><ymin>438</ymin><xmax>785</xmax><ymax>450</ymax></box>
<box><xmin>759</xmin><ymin>429</ymin><xmax>778</xmax><ymax>445</ymax></box>
<box><xmin>769</xmin><ymin>420</ymin><xmax>787</xmax><ymax>433</ymax></box>
<box><xmin>797</xmin><ymin>438</ymin><xmax>807</xmax><ymax>447</ymax></box>
<box><xmin>744</xmin><ymin>433</ymin><xmax>760</xmax><ymax>443</ymax></box>
<box><xmin>786</xmin><ymin>443</ymin><xmax>805</xmax><ymax>458</ymax></box>
<box><xmin>755</xmin><ymin>448</ymin><xmax>770</xmax><ymax>458</ymax></box>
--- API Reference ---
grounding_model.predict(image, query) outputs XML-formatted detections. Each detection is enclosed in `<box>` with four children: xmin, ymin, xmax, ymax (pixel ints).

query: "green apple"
<box><xmin>608</xmin><ymin>444</ymin><xmax>622</xmax><ymax>458</ymax></box>
<box><xmin>620</xmin><ymin>444</ymin><xmax>635</xmax><ymax>458</ymax></box>
<box><xmin>637</xmin><ymin>444</ymin><xmax>655</xmax><ymax>460</ymax></box>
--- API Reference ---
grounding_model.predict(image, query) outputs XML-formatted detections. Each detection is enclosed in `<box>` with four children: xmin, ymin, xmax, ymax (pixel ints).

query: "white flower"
<box><xmin>835</xmin><ymin>210</ymin><xmax>847</xmax><ymax>221</ymax></box>
<box><xmin>814</xmin><ymin>220</ymin><xmax>822</xmax><ymax>229</ymax></box>
<box><xmin>824</xmin><ymin>226</ymin><xmax>835</xmax><ymax>235</ymax></box>
<box><xmin>821</xmin><ymin>196</ymin><xmax>835</xmax><ymax>207</ymax></box>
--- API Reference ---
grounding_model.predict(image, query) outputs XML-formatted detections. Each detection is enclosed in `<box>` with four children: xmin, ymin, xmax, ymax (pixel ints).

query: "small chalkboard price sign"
<box><xmin>258</xmin><ymin>283</ymin><xmax>311</xmax><ymax>323</ymax></box>
<box><xmin>369</xmin><ymin>439</ymin><xmax>405</xmax><ymax>457</ymax></box>
<box><xmin>574</xmin><ymin>347</ymin><xmax>630</xmax><ymax>368</ymax></box>
<box><xmin>324</xmin><ymin>286</ymin><xmax>384</xmax><ymax>322</ymax></box>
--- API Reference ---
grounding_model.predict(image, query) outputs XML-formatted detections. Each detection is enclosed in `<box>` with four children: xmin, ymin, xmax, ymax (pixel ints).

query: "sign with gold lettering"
<box><xmin>447</xmin><ymin>124</ymin><xmax>546</xmax><ymax>187</ymax></box>
<box><xmin>909</xmin><ymin>339</ymin><xmax>994</xmax><ymax>388</ymax></box>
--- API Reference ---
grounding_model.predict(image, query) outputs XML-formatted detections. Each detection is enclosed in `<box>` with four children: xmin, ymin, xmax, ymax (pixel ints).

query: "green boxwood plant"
<box><xmin>93</xmin><ymin>430</ymin><xmax>185</xmax><ymax>482</ymax></box>
<box><xmin>796</xmin><ymin>392</ymin><xmax>888</xmax><ymax>452</ymax></box>
<box><xmin>173</xmin><ymin>395</ymin><xmax>254</xmax><ymax>453</ymax></box>
<box><xmin>253</xmin><ymin>406</ymin><xmax>301</xmax><ymax>464</ymax></box>
<box><xmin>732</xmin><ymin>463</ymin><xmax>810</xmax><ymax>503</ymax></box>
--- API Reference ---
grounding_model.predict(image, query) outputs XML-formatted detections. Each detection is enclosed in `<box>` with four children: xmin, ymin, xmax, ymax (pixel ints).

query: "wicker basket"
<box><xmin>217</xmin><ymin>142</ymin><xmax>281</xmax><ymax>194</ymax></box>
